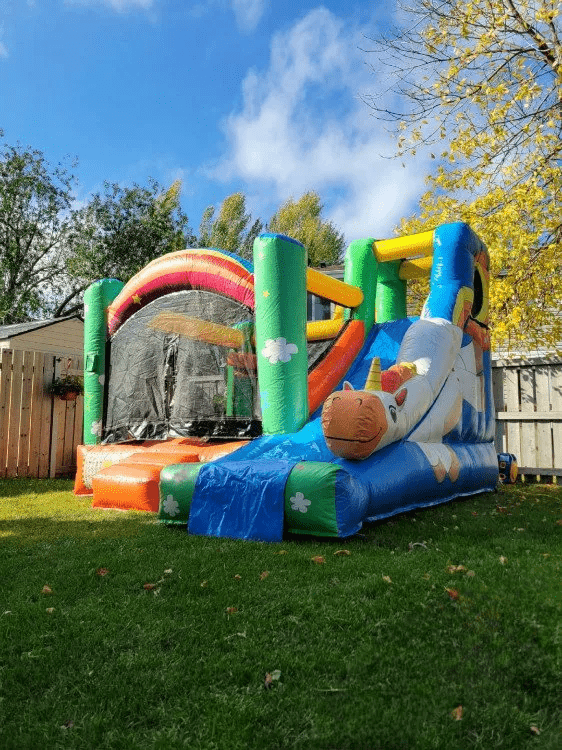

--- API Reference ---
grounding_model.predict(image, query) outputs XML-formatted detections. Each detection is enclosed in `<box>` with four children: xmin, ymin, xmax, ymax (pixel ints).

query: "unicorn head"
<box><xmin>321</xmin><ymin>357</ymin><xmax>411</xmax><ymax>460</ymax></box>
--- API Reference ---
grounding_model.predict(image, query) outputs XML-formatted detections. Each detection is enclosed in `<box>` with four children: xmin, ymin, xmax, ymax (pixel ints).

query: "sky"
<box><xmin>0</xmin><ymin>0</ymin><xmax>433</xmax><ymax>246</ymax></box>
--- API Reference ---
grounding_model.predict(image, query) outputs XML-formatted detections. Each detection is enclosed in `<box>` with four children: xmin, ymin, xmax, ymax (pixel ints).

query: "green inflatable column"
<box><xmin>253</xmin><ymin>234</ymin><xmax>308</xmax><ymax>434</ymax></box>
<box><xmin>376</xmin><ymin>261</ymin><xmax>407</xmax><ymax>323</ymax></box>
<box><xmin>343</xmin><ymin>238</ymin><xmax>378</xmax><ymax>336</ymax></box>
<box><xmin>83</xmin><ymin>279</ymin><xmax>124</xmax><ymax>445</ymax></box>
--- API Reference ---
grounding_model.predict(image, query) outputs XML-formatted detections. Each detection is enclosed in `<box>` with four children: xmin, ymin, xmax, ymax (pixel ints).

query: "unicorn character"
<box><xmin>321</xmin><ymin>357</ymin><xmax>419</xmax><ymax>460</ymax></box>
<box><xmin>321</xmin><ymin>317</ymin><xmax>485</xmax><ymax>483</ymax></box>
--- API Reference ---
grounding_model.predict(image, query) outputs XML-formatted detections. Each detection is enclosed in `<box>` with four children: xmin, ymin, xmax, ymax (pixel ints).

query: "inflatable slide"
<box><xmin>74</xmin><ymin>222</ymin><xmax>500</xmax><ymax>540</ymax></box>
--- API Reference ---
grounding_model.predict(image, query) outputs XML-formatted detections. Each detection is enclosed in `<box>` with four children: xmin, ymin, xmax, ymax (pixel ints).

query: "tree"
<box><xmin>240</xmin><ymin>218</ymin><xmax>265</xmax><ymax>260</ymax></box>
<box><xmin>197</xmin><ymin>191</ymin><xmax>344</xmax><ymax>266</ymax></box>
<box><xmin>61</xmin><ymin>179</ymin><xmax>195</xmax><ymax>316</ymax></box>
<box><xmin>197</xmin><ymin>192</ymin><xmax>262</xmax><ymax>261</ymax></box>
<box><xmin>365</xmin><ymin>1</ymin><xmax>561</xmax><ymax>350</ymax></box>
<box><xmin>0</xmin><ymin>136</ymin><xmax>76</xmax><ymax>324</ymax></box>
<box><xmin>267</xmin><ymin>192</ymin><xmax>345</xmax><ymax>266</ymax></box>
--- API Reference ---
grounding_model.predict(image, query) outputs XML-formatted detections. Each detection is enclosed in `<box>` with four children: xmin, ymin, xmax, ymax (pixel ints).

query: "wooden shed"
<box><xmin>0</xmin><ymin>315</ymin><xmax>83</xmax><ymax>357</ymax></box>
<box><xmin>0</xmin><ymin>315</ymin><xmax>84</xmax><ymax>479</ymax></box>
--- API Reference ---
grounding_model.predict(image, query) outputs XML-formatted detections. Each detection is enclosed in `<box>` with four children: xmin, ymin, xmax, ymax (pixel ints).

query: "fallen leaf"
<box><xmin>96</xmin><ymin>568</ymin><xmax>109</xmax><ymax>577</ymax></box>
<box><xmin>259</xmin><ymin>570</ymin><xmax>269</xmax><ymax>580</ymax></box>
<box><xmin>556</xmin><ymin>520</ymin><xmax>562</xmax><ymax>526</ymax></box>
<box><xmin>530</xmin><ymin>726</ymin><xmax>541</xmax><ymax>735</ymax></box>
<box><xmin>408</xmin><ymin>541</ymin><xmax>428</xmax><ymax>550</ymax></box>
<box><xmin>164</xmin><ymin>569</ymin><xmax>173</xmax><ymax>574</ymax></box>
<box><xmin>41</xmin><ymin>585</ymin><xmax>52</xmax><ymax>595</ymax></box>
<box><xmin>226</xmin><ymin>606</ymin><xmax>238</xmax><ymax>615</ymax></box>
<box><xmin>451</xmin><ymin>705</ymin><xmax>463</xmax><ymax>721</ymax></box>
<box><xmin>143</xmin><ymin>583</ymin><xmax>157</xmax><ymax>590</ymax></box>
<box><xmin>46</xmin><ymin>607</ymin><xmax>55</xmax><ymax>614</ymax></box>
<box><xmin>447</xmin><ymin>565</ymin><xmax>467</xmax><ymax>574</ymax></box>
<box><xmin>499</xmin><ymin>556</ymin><xmax>508</xmax><ymax>565</ymax></box>
<box><xmin>61</xmin><ymin>720</ymin><xmax>74</xmax><ymax>729</ymax></box>
<box><xmin>200</xmin><ymin>580</ymin><xmax>208</xmax><ymax>588</ymax></box>
<box><xmin>233</xmin><ymin>574</ymin><xmax>242</xmax><ymax>580</ymax></box>
<box><xmin>311</xmin><ymin>556</ymin><xmax>326</xmax><ymax>564</ymax></box>
<box><xmin>264</xmin><ymin>670</ymin><xmax>281</xmax><ymax>689</ymax></box>
<box><xmin>274</xmin><ymin>550</ymin><xmax>288</xmax><ymax>555</ymax></box>
<box><xmin>471</xmin><ymin>511</ymin><xmax>478</xmax><ymax>516</ymax></box>
<box><xmin>333</xmin><ymin>549</ymin><xmax>351</xmax><ymax>556</ymax></box>
<box><xmin>445</xmin><ymin>588</ymin><xmax>460</xmax><ymax>600</ymax></box>
<box><xmin>382</xmin><ymin>575</ymin><xmax>392</xmax><ymax>584</ymax></box>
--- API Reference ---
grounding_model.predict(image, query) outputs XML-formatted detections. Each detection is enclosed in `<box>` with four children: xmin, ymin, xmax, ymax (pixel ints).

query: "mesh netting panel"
<box><xmin>307</xmin><ymin>339</ymin><xmax>335</xmax><ymax>370</ymax></box>
<box><xmin>103</xmin><ymin>290</ymin><xmax>261</xmax><ymax>443</ymax></box>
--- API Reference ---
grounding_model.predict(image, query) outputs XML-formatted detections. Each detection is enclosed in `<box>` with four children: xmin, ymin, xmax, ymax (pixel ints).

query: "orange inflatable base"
<box><xmin>92</xmin><ymin>464</ymin><xmax>163</xmax><ymax>512</ymax></box>
<box><xmin>75</xmin><ymin>439</ymin><xmax>247</xmax><ymax>512</ymax></box>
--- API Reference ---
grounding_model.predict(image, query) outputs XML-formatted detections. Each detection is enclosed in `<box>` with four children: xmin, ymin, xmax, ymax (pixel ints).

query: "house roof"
<box><xmin>0</xmin><ymin>315</ymin><xmax>83</xmax><ymax>340</ymax></box>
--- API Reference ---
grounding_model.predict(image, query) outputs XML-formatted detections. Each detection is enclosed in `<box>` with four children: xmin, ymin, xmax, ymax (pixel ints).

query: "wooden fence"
<box><xmin>492</xmin><ymin>356</ymin><xmax>562</xmax><ymax>479</ymax></box>
<box><xmin>1</xmin><ymin>348</ymin><xmax>561</xmax><ymax>481</ymax></box>
<box><xmin>0</xmin><ymin>349</ymin><xmax>83</xmax><ymax>479</ymax></box>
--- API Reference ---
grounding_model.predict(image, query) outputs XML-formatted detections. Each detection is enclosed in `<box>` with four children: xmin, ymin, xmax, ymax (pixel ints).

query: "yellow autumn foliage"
<box><xmin>366</xmin><ymin>0</ymin><xmax>561</xmax><ymax>352</ymax></box>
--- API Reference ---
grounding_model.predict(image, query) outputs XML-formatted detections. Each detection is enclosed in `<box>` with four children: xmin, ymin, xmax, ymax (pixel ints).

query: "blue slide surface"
<box><xmin>168</xmin><ymin>316</ymin><xmax>498</xmax><ymax>541</ymax></box>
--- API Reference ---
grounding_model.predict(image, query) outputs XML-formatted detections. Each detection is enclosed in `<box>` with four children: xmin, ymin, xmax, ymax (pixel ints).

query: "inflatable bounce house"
<box><xmin>74</xmin><ymin>221</ymin><xmax>501</xmax><ymax>541</ymax></box>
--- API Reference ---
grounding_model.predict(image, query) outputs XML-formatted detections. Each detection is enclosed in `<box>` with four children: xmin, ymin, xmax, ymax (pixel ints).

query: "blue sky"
<box><xmin>0</xmin><ymin>0</ymin><xmax>432</xmax><ymax>245</ymax></box>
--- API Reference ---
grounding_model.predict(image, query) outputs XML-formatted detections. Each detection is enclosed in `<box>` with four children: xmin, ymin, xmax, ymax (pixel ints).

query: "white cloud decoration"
<box><xmin>261</xmin><ymin>337</ymin><xmax>298</xmax><ymax>364</ymax></box>
<box><xmin>162</xmin><ymin>495</ymin><xmax>180</xmax><ymax>517</ymax></box>
<box><xmin>290</xmin><ymin>491</ymin><xmax>311</xmax><ymax>514</ymax></box>
<box><xmin>90</xmin><ymin>420</ymin><xmax>102</xmax><ymax>437</ymax></box>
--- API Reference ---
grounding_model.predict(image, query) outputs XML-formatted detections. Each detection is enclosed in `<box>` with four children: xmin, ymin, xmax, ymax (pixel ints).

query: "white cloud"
<box><xmin>212</xmin><ymin>7</ymin><xmax>431</xmax><ymax>241</ymax></box>
<box><xmin>108</xmin><ymin>0</ymin><xmax>153</xmax><ymax>9</ymax></box>
<box><xmin>0</xmin><ymin>41</ymin><xmax>8</xmax><ymax>59</ymax></box>
<box><xmin>231</xmin><ymin>0</ymin><xmax>266</xmax><ymax>33</ymax></box>
<box><xmin>67</xmin><ymin>0</ymin><xmax>154</xmax><ymax>12</ymax></box>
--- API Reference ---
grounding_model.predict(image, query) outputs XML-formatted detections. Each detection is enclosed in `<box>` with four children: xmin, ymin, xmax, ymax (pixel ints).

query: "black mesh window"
<box><xmin>103</xmin><ymin>290</ymin><xmax>261</xmax><ymax>443</ymax></box>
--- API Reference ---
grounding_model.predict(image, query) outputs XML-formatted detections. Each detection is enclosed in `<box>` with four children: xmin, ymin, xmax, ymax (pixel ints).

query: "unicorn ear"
<box><xmin>395</xmin><ymin>388</ymin><xmax>407</xmax><ymax>407</ymax></box>
<box><xmin>343</xmin><ymin>381</ymin><xmax>354</xmax><ymax>391</ymax></box>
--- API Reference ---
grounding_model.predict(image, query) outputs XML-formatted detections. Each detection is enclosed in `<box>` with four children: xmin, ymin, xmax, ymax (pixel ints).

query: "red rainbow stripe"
<box><xmin>107</xmin><ymin>252</ymin><xmax>255</xmax><ymax>335</ymax></box>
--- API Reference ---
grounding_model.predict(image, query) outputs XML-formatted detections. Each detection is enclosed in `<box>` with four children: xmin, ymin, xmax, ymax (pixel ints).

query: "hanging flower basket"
<box><xmin>48</xmin><ymin>375</ymin><xmax>84</xmax><ymax>401</ymax></box>
<box><xmin>59</xmin><ymin>390</ymin><xmax>79</xmax><ymax>402</ymax></box>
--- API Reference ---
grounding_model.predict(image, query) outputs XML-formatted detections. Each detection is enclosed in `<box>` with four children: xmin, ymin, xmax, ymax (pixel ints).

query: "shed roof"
<box><xmin>0</xmin><ymin>315</ymin><xmax>83</xmax><ymax>340</ymax></box>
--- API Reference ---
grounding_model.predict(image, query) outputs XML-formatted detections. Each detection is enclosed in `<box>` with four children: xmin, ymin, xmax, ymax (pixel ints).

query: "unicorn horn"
<box><xmin>364</xmin><ymin>357</ymin><xmax>382</xmax><ymax>391</ymax></box>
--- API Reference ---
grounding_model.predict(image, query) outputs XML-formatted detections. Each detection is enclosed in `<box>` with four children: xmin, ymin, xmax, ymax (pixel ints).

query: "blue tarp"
<box><xmin>188</xmin><ymin>459</ymin><xmax>295</xmax><ymax>542</ymax></box>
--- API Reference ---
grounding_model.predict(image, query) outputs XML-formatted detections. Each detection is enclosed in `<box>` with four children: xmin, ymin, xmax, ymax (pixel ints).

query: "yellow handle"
<box><xmin>399</xmin><ymin>256</ymin><xmax>433</xmax><ymax>280</ymax></box>
<box><xmin>149</xmin><ymin>313</ymin><xmax>245</xmax><ymax>348</ymax></box>
<box><xmin>374</xmin><ymin>231</ymin><xmax>434</xmax><ymax>262</ymax></box>
<box><xmin>306</xmin><ymin>268</ymin><xmax>363</xmax><ymax>307</ymax></box>
<box><xmin>149</xmin><ymin>311</ymin><xmax>344</xmax><ymax>346</ymax></box>
<box><xmin>306</xmin><ymin>319</ymin><xmax>345</xmax><ymax>341</ymax></box>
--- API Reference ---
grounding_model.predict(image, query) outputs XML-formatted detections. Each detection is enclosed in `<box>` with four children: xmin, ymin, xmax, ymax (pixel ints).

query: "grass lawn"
<box><xmin>0</xmin><ymin>479</ymin><xmax>560</xmax><ymax>750</ymax></box>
